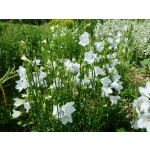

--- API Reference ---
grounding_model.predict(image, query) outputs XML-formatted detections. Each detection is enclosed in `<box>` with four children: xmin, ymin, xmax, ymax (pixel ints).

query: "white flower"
<box><xmin>125</xmin><ymin>38</ymin><xmax>128</xmax><ymax>44</ymax></box>
<box><xmin>105</xmin><ymin>64</ymin><xmax>109</xmax><ymax>69</ymax></box>
<box><xmin>73</xmin><ymin>75</ymin><xmax>80</xmax><ymax>85</ymax></box>
<box><xmin>88</xmin><ymin>69</ymin><xmax>98</xmax><ymax>81</ymax></box>
<box><xmin>12</xmin><ymin>110</ymin><xmax>21</xmax><ymax>118</ymax></box>
<box><xmin>70</xmin><ymin>62</ymin><xmax>81</xmax><ymax>73</ymax></box>
<box><xmin>61</xmin><ymin>102</ymin><xmax>76</xmax><ymax>116</ymax></box>
<box><xmin>111</xmin><ymin>80</ymin><xmax>123</xmax><ymax>93</ymax></box>
<box><xmin>108</xmin><ymin>46</ymin><xmax>112</xmax><ymax>50</ymax></box>
<box><xmin>17</xmin><ymin>66</ymin><xmax>27</xmax><ymax>81</ymax></box>
<box><xmin>132</xmin><ymin>96</ymin><xmax>150</xmax><ymax>114</ymax></box>
<box><xmin>64</xmin><ymin>59</ymin><xmax>73</xmax><ymax>71</ymax></box>
<box><xmin>81</xmin><ymin>75</ymin><xmax>91</xmax><ymax>86</ymax></box>
<box><xmin>102</xmin><ymin>87</ymin><xmax>113</xmax><ymax>97</ymax></box>
<box><xmin>112</xmin><ymin>73</ymin><xmax>121</xmax><ymax>81</ymax></box>
<box><xmin>107</xmin><ymin>54</ymin><xmax>113</xmax><ymax>59</ymax></box>
<box><xmin>139</xmin><ymin>81</ymin><xmax>150</xmax><ymax>98</ymax></box>
<box><xmin>32</xmin><ymin>58</ymin><xmax>41</xmax><ymax>66</ymax></box>
<box><xmin>137</xmin><ymin>113</ymin><xmax>150</xmax><ymax>132</ymax></box>
<box><xmin>24</xmin><ymin>102</ymin><xmax>31</xmax><ymax>113</ymax></box>
<box><xmin>101</xmin><ymin>76</ymin><xmax>112</xmax><ymax>87</ymax></box>
<box><xmin>17</xmin><ymin>66</ymin><xmax>26</xmax><ymax>76</ymax></box>
<box><xmin>39</xmin><ymin>70</ymin><xmax>47</xmax><ymax>79</ymax></box>
<box><xmin>49</xmin><ymin>83</ymin><xmax>56</xmax><ymax>91</ymax></box>
<box><xmin>53</xmin><ymin>105</ymin><xmax>62</xmax><ymax>118</ymax></box>
<box><xmin>79</xmin><ymin>31</ymin><xmax>90</xmax><ymax>46</ymax></box>
<box><xmin>13</xmin><ymin>98</ymin><xmax>25</xmax><ymax>107</ymax></box>
<box><xmin>15</xmin><ymin>79</ymin><xmax>29</xmax><ymax>92</ymax></box>
<box><xmin>94</xmin><ymin>66</ymin><xmax>106</xmax><ymax>76</ymax></box>
<box><xmin>112</xmin><ymin>43</ymin><xmax>118</xmax><ymax>50</ymax></box>
<box><xmin>51</xmin><ymin>26</ymin><xmax>54</xmax><ymax>32</ymax></box>
<box><xmin>95</xmin><ymin>55</ymin><xmax>102</xmax><ymax>63</ymax></box>
<box><xmin>72</xmin><ymin>58</ymin><xmax>76</xmax><ymax>62</ymax></box>
<box><xmin>84</xmin><ymin>50</ymin><xmax>97</xmax><ymax>65</ymax></box>
<box><xmin>53</xmin><ymin>102</ymin><xmax>76</xmax><ymax>125</ymax></box>
<box><xmin>117</xmin><ymin>31</ymin><xmax>122</xmax><ymax>38</ymax></box>
<box><xmin>108</xmin><ymin>38</ymin><xmax>114</xmax><ymax>45</ymax></box>
<box><xmin>60</xmin><ymin>116</ymin><xmax>73</xmax><ymax>125</ymax></box>
<box><xmin>112</xmin><ymin>59</ymin><xmax>120</xmax><ymax>66</ymax></box>
<box><xmin>53</xmin><ymin>77</ymin><xmax>64</xmax><ymax>88</ymax></box>
<box><xmin>89</xmin><ymin>82</ymin><xmax>96</xmax><ymax>90</ymax></box>
<box><xmin>95</xmin><ymin>41</ymin><xmax>105</xmax><ymax>52</ymax></box>
<box><xmin>112</xmin><ymin>52</ymin><xmax>117</xmax><ymax>58</ymax></box>
<box><xmin>115</xmin><ymin>38</ymin><xmax>120</xmax><ymax>44</ymax></box>
<box><xmin>123</xmin><ymin>25</ymin><xmax>128</xmax><ymax>31</ymax></box>
<box><xmin>109</xmin><ymin>95</ymin><xmax>120</xmax><ymax>104</ymax></box>
<box><xmin>130</xmin><ymin>120</ymin><xmax>139</xmax><ymax>130</ymax></box>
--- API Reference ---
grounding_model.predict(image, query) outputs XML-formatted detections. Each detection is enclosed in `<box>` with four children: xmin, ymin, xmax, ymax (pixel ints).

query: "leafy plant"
<box><xmin>136</xmin><ymin>58</ymin><xmax>150</xmax><ymax>74</ymax></box>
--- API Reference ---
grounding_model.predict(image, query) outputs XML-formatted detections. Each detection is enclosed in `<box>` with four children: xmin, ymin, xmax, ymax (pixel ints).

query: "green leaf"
<box><xmin>140</xmin><ymin>58</ymin><xmax>150</xmax><ymax>65</ymax></box>
<box><xmin>139</xmin><ymin>67</ymin><xmax>147</xmax><ymax>73</ymax></box>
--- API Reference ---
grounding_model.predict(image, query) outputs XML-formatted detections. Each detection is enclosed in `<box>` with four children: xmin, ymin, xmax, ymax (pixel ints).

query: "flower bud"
<box><xmin>86</xmin><ymin>77</ymin><xmax>91</xmax><ymax>80</ymax></box>
<box><xmin>41</xmin><ymin>39</ymin><xmax>47</xmax><ymax>44</ymax></box>
<box><xmin>72</xmin><ymin>58</ymin><xmax>76</xmax><ymax>62</ymax></box>
<box><xmin>68</xmin><ymin>67</ymin><xmax>71</xmax><ymax>72</ymax></box>
<box><xmin>38</xmin><ymin>90</ymin><xmax>41</xmax><ymax>94</ymax></box>
<box><xmin>21</xmin><ymin>55</ymin><xmax>30</xmax><ymax>62</ymax></box>
<box><xmin>71</xmin><ymin>78</ymin><xmax>73</xmax><ymax>82</ymax></box>
<box><xmin>34</xmin><ymin>65</ymin><xmax>38</xmax><ymax>72</ymax></box>
<box><xmin>112</xmin><ymin>70</ymin><xmax>116</xmax><ymax>75</ymax></box>
<box><xmin>81</xmin><ymin>62</ymin><xmax>86</xmax><ymax>67</ymax></box>
<box><xmin>43</xmin><ymin>103</ymin><xmax>46</xmax><ymax>112</ymax></box>
<box><xmin>103</xmin><ymin>104</ymin><xmax>107</xmax><ymax>107</ymax></box>
<box><xmin>33</xmin><ymin>50</ymin><xmax>35</xmax><ymax>54</ymax></box>
<box><xmin>47</xmin><ymin>59</ymin><xmax>51</xmax><ymax>66</ymax></box>
<box><xmin>57</xmin><ymin>71</ymin><xmax>60</xmax><ymax>76</ymax></box>
<box><xmin>42</xmin><ymin>46</ymin><xmax>44</xmax><ymax>52</ymax></box>
<box><xmin>28</xmin><ymin>61</ymin><xmax>33</xmax><ymax>67</ymax></box>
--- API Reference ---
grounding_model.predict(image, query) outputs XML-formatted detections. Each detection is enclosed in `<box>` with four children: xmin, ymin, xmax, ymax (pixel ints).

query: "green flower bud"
<box><xmin>103</xmin><ymin>104</ymin><xmax>107</xmax><ymax>107</ymax></box>
<box><xmin>57</xmin><ymin>71</ymin><xmax>60</xmax><ymax>76</ymax></box>
<box><xmin>42</xmin><ymin>46</ymin><xmax>44</xmax><ymax>52</ymax></box>
<box><xmin>47</xmin><ymin>59</ymin><xmax>51</xmax><ymax>66</ymax></box>
<box><xmin>81</xmin><ymin>62</ymin><xmax>86</xmax><ymax>67</ymax></box>
<box><xmin>34</xmin><ymin>65</ymin><xmax>38</xmax><ymax>72</ymax></box>
<box><xmin>82</xmin><ymin>86</ymin><xmax>87</xmax><ymax>89</ymax></box>
<box><xmin>71</xmin><ymin>78</ymin><xmax>73</xmax><ymax>82</ymax></box>
<box><xmin>38</xmin><ymin>90</ymin><xmax>41</xmax><ymax>94</ymax></box>
<box><xmin>112</xmin><ymin>70</ymin><xmax>116</xmax><ymax>75</ymax></box>
<box><xmin>43</xmin><ymin>103</ymin><xmax>46</xmax><ymax>112</ymax></box>
<box><xmin>68</xmin><ymin>67</ymin><xmax>71</xmax><ymax>72</ymax></box>
<box><xmin>86</xmin><ymin>77</ymin><xmax>91</xmax><ymax>80</ymax></box>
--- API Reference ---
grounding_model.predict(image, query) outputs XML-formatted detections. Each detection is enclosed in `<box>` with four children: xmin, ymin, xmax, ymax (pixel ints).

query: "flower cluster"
<box><xmin>53</xmin><ymin>102</ymin><xmax>76</xmax><ymax>125</ymax></box>
<box><xmin>14</xmin><ymin>30</ymin><xmax>123</xmax><ymax>125</ymax></box>
<box><xmin>12</xmin><ymin>57</ymin><xmax>48</xmax><ymax>118</ymax></box>
<box><xmin>131</xmin><ymin>81</ymin><xmax>150</xmax><ymax>132</ymax></box>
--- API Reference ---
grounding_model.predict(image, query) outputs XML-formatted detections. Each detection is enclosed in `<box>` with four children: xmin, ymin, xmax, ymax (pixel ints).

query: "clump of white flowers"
<box><xmin>131</xmin><ymin>81</ymin><xmax>150</xmax><ymax>132</ymax></box>
<box><xmin>53</xmin><ymin>102</ymin><xmax>76</xmax><ymax>125</ymax></box>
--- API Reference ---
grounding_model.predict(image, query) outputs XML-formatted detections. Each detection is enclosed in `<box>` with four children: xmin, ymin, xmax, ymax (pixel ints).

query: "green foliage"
<box><xmin>136</xmin><ymin>58</ymin><xmax>150</xmax><ymax>74</ymax></box>
<box><xmin>48</xmin><ymin>19</ymin><xmax>76</xmax><ymax>29</ymax></box>
<box><xmin>1</xmin><ymin>19</ymin><xmax>150</xmax><ymax>132</ymax></box>
<box><xmin>10</xmin><ymin>19</ymin><xmax>51</xmax><ymax>26</ymax></box>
